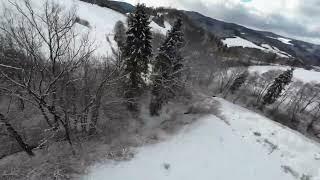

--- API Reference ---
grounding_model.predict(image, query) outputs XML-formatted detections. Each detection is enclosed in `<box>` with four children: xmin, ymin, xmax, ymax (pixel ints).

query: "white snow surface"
<box><xmin>69</xmin><ymin>0</ymin><xmax>126</xmax><ymax>57</ymax></box>
<box><xmin>222</xmin><ymin>37</ymin><xmax>291</xmax><ymax>58</ymax></box>
<box><xmin>150</xmin><ymin>20</ymin><xmax>172</xmax><ymax>35</ymax></box>
<box><xmin>0</xmin><ymin>0</ymin><xmax>170</xmax><ymax>57</ymax></box>
<box><xmin>83</xmin><ymin>97</ymin><xmax>320</xmax><ymax>180</ymax></box>
<box><xmin>268</xmin><ymin>36</ymin><xmax>294</xmax><ymax>45</ymax></box>
<box><xmin>277</xmin><ymin>37</ymin><xmax>293</xmax><ymax>45</ymax></box>
<box><xmin>249</xmin><ymin>65</ymin><xmax>320</xmax><ymax>84</ymax></box>
<box><xmin>222</xmin><ymin>36</ymin><xmax>264</xmax><ymax>50</ymax></box>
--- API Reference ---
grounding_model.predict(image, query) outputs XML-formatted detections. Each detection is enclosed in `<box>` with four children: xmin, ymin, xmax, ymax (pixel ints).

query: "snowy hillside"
<box><xmin>83</xmin><ymin>97</ymin><xmax>320</xmax><ymax>180</ymax></box>
<box><xmin>249</xmin><ymin>65</ymin><xmax>320</xmax><ymax>84</ymax></box>
<box><xmin>222</xmin><ymin>36</ymin><xmax>291</xmax><ymax>58</ymax></box>
<box><xmin>268</xmin><ymin>36</ymin><xmax>294</xmax><ymax>45</ymax></box>
<box><xmin>222</xmin><ymin>36</ymin><xmax>264</xmax><ymax>49</ymax></box>
<box><xmin>150</xmin><ymin>20</ymin><xmax>172</xmax><ymax>35</ymax></box>
<box><xmin>0</xmin><ymin>0</ymin><xmax>171</xmax><ymax>57</ymax></box>
<box><xmin>260</xmin><ymin>44</ymin><xmax>292</xmax><ymax>58</ymax></box>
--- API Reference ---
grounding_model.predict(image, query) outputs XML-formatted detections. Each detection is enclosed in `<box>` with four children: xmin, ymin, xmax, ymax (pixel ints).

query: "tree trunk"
<box><xmin>39</xmin><ymin>104</ymin><xmax>53</xmax><ymax>128</ymax></box>
<box><xmin>16</xmin><ymin>91</ymin><xmax>25</xmax><ymax>111</ymax></box>
<box><xmin>0</xmin><ymin>113</ymin><xmax>35</xmax><ymax>156</ymax></box>
<box><xmin>89</xmin><ymin>93</ymin><xmax>102</xmax><ymax>134</ymax></box>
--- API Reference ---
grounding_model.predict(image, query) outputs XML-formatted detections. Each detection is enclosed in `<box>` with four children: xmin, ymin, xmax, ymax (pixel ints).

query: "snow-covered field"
<box><xmin>222</xmin><ymin>36</ymin><xmax>264</xmax><ymax>50</ymax></box>
<box><xmin>0</xmin><ymin>0</ymin><xmax>170</xmax><ymax>57</ymax></box>
<box><xmin>83</xmin><ymin>97</ymin><xmax>320</xmax><ymax>180</ymax></box>
<box><xmin>222</xmin><ymin>36</ymin><xmax>291</xmax><ymax>58</ymax></box>
<box><xmin>249</xmin><ymin>65</ymin><xmax>320</xmax><ymax>84</ymax></box>
<box><xmin>268</xmin><ymin>36</ymin><xmax>294</xmax><ymax>45</ymax></box>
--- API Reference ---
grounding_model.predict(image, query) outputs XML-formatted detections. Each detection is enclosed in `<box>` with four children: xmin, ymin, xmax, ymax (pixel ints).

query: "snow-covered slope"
<box><xmin>268</xmin><ymin>36</ymin><xmax>294</xmax><ymax>45</ymax></box>
<box><xmin>83</xmin><ymin>97</ymin><xmax>320</xmax><ymax>180</ymax></box>
<box><xmin>222</xmin><ymin>36</ymin><xmax>264</xmax><ymax>50</ymax></box>
<box><xmin>0</xmin><ymin>0</ymin><xmax>171</xmax><ymax>57</ymax></box>
<box><xmin>261</xmin><ymin>44</ymin><xmax>292</xmax><ymax>58</ymax></box>
<box><xmin>249</xmin><ymin>65</ymin><xmax>320</xmax><ymax>84</ymax></box>
<box><xmin>67</xmin><ymin>0</ymin><xmax>126</xmax><ymax>57</ymax></box>
<box><xmin>222</xmin><ymin>36</ymin><xmax>291</xmax><ymax>58</ymax></box>
<box><xmin>150</xmin><ymin>21</ymin><xmax>172</xmax><ymax>35</ymax></box>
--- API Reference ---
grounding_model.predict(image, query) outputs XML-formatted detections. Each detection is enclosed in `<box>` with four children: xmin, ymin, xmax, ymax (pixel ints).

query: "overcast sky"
<box><xmin>120</xmin><ymin>0</ymin><xmax>320</xmax><ymax>44</ymax></box>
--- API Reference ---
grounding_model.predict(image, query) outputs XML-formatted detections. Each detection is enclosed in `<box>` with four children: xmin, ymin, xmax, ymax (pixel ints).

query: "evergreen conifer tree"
<box><xmin>262</xmin><ymin>68</ymin><xmax>294</xmax><ymax>105</ymax></box>
<box><xmin>114</xmin><ymin>21</ymin><xmax>126</xmax><ymax>51</ymax></box>
<box><xmin>149</xmin><ymin>19</ymin><xmax>184</xmax><ymax>116</ymax></box>
<box><xmin>123</xmin><ymin>4</ymin><xmax>152</xmax><ymax>111</ymax></box>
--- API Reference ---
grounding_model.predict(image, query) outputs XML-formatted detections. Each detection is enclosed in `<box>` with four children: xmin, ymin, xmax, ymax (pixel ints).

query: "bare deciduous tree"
<box><xmin>0</xmin><ymin>0</ymin><xmax>106</xmax><ymax>150</ymax></box>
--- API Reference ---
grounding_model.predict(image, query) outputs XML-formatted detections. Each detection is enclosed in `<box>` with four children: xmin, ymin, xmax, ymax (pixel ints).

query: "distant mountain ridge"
<box><xmin>185</xmin><ymin>11</ymin><xmax>320</xmax><ymax>65</ymax></box>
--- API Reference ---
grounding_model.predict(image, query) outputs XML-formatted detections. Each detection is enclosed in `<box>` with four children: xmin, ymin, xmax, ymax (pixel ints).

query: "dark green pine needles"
<box><xmin>150</xmin><ymin>19</ymin><xmax>184</xmax><ymax>116</ymax></box>
<box><xmin>123</xmin><ymin>4</ymin><xmax>152</xmax><ymax>111</ymax></box>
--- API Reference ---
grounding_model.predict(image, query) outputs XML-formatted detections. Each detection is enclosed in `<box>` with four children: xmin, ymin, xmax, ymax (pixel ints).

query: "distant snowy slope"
<box><xmin>59</xmin><ymin>0</ymin><xmax>171</xmax><ymax>56</ymax></box>
<box><xmin>217</xmin><ymin>98</ymin><xmax>320</xmax><ymax>179</ymax></box>
<box><xmin>268</xmin><ymin>36</ymin><xmax>294</xmax><ymax>45</ymax></box>
<box><xmin>70</xmin><ymin>0</ymin><xmax>126</xmax><ymax>56</ymax></box>
<box><xmin>222</xmin><ymin>36</ymin><xmax>264</xmax><ymax>50</ymax></box>
<box><xmin>260</xmin><ymin>44</ymin><xmax>291</xmax><ymax>58</ymax></box>
<box><xmin>84</xmin><ymin>97</ymin><xmax>320</xmax><ymax>180</ymax></box>
<box><xmin>150</xmin><ymin>21</ymin><xmax>172</xmax><ymax>35</ymax></box>
<box><xmin>222</xmin><ymin>36</ymin><xmax>291</xmax><ymax>58</ymax></box>
<box><xmin>249</xmin><ymin>65</ymin><xmax>320</xmax><ymax>83</ymax></box>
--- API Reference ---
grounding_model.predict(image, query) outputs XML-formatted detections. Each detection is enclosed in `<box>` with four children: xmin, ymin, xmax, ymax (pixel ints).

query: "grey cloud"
<box><xmin>298</xmin><ymin>0</ymin><xmax>320</xmax><ymax>18</ymax></box>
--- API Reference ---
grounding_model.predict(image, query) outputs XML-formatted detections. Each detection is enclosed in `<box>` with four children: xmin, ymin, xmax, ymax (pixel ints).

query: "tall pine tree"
<box><xmin>262</xmin><ymin>68</ymin><xmax>294</xmax><ymax>105</ymax></box>
<box><xmin>123</xmin><ymin>4</ymin><xmax>152</xmax><ymax>111</ymax></box>
<box><xmin>150</xmin><ymin>19</ymin><xmax>184</xmax><ymax>116</ymax></box>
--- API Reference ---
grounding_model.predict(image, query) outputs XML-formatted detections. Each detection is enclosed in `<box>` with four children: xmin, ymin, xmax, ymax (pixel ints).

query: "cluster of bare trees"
<box><xmin>0</xmin><ymin>0</ymin><xmax>125</xmax><ymax>156</ymax></box>
<box><xmin>246</xmin><ymin>71</ymin><xmax>320</xmax><ymax>135</ymax></box>
<box><xmin>231</xmin><ymin>69</ymin><xmax>320</xmax><ymax>136</ymax></box>
<box><xmin>190</xmin><ymin>60</ymin><xmax>247</xmax><ymax>95</ymax></box>
<box><xmin>192</xmin><ymin>60</ymin><xmax>320</xmax><ymax>138</ymax></box>
<box><xmin>243</xmin><ymin>71</ymin><xmax>320</xmax><ymax>134</ymax></box>
<box><xmin>274</xmin><ymin>82</ymin><xmax>320</xmax><ymax>132</ymax></box>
